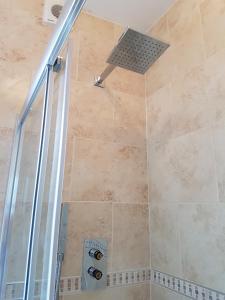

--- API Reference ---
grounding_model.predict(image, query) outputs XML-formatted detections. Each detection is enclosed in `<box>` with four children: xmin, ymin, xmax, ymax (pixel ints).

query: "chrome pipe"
<box><xmin>94</xmin><ymin>64</ymin><xmax>116</xmax><ymax>87</ymax></box>
<box><xmin>19</xmin><ymin>0</ymin><xmax>86</xmax><ymax>125</ymax></box>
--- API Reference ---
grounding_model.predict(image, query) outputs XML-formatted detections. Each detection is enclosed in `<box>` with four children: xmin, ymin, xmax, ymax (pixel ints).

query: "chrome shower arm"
<box><xmin>94</xmin><ymin>64</ymin><xmax>116</xmax><ymax>87</ymax></box>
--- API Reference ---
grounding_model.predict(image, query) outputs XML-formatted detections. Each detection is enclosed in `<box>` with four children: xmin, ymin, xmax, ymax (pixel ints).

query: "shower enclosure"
<box><xmin>2</xmin><ymin>0</ymin><xmax>225</xmax><ymax>300</ymax></box>
<box><xmin>0</xmin><ymin>0</ymin><xmax>85</xmax><ymax>299</ymax></box>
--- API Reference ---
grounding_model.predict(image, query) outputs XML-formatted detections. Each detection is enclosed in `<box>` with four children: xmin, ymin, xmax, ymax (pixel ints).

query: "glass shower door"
<box><xmin>0</xmin><ymin>45</ymin><xmax>71</xmax><ymax>300</ymax></box>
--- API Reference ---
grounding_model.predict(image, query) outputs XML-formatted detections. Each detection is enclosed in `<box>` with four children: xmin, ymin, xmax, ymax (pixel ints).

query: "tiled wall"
<box><xmin>146</xmin><ymin>0</ymin><xmax>225</xmax><ymax>299</ymax></box>
<box><xmin>2</xmin><ymin>0</ymin><xmax>225</xmax><ymax>300</ymax></box>
<box><xmin>61</xmin><ymin>11</ymin><xmax>150</xmax><ymax>300</ymax></box>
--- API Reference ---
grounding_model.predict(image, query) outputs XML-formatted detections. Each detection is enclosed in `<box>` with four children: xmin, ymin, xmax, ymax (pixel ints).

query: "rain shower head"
<box><xmin>94</xmin><ymin>28</ymin><xmax>169</xmax><ymax>87</ymax></box>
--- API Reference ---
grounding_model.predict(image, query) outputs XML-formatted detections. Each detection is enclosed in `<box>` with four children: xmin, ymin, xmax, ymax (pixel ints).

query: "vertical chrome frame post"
<box><xmin>24</xmin><ymin>66</ymin><xmax>53</xmax><ymax>300</ymax></box>
<box><xmin>43</xmin><ymin>43</ymin><xmax>72</xmax><ymax>300</ymax></box>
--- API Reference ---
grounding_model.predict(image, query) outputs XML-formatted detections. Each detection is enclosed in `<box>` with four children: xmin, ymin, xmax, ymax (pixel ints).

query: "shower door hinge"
<box><xmin>53</xmin><ymin>56</ymin><xmax>64</xmax><ymax>73</ymax></box>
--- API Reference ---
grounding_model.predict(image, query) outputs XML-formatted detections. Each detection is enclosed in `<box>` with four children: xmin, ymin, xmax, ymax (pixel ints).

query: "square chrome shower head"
<box><xmin>106</xmin><ymin>28</ymin><xmax>169</xmax><ymax>74</ymax></box>
<box><xmin>94</xmin><ymin>28</ymin><xmax>169</xmax><ymax>87</ymax></box>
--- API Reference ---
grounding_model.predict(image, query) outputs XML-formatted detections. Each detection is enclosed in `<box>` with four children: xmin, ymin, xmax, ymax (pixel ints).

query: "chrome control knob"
<box><xmin>88</xmin><ymin>267</ymin><xmax>103</xmax><ymax>280</ymax></box>
<box><xmin>89</xmin><ymin>249</ymin><xmax>103</xmax><ymax>260</ymax></box>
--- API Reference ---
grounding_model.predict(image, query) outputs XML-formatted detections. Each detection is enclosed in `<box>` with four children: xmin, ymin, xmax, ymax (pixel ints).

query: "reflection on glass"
<box><xmin>32</xmin><ymin>70</ymin><xmax>62</xmax><ymax>300</ymax></box>
<box><xmin>3</xmin><ymin>82</ymin><xmax>46</xmax><ymax>296</ymax></box>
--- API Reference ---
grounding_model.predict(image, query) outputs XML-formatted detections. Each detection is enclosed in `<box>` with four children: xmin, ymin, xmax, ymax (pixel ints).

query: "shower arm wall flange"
<box><xmin>94</xmin><ymin>64</ymin><xmax>116</xmax><ymax>87</ymax></box>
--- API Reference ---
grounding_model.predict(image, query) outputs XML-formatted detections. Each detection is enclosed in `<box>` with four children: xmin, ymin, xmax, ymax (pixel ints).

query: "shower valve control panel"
<box><xmin>81</xmin><ymin>239</ymin><xmax>107</xmax><ymax>290</ymax></box>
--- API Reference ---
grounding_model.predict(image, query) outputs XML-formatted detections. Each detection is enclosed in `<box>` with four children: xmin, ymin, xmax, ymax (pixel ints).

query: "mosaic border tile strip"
<box><xmin>5</xmin><ymin>280</ymin><xmax>42</xmax><ymax>300</ymax></box>
<box><xmin>152</xmin><ymin>270</ymin><xmax>225</xmax><ymax>300</ymax></box>
<box><xmin>60</xmin><ymin>268</ymin><xmax>151</xmax><ymax>295</ymax></box>
<box><xmin>5</xmin><ymin>268</ymin><xmax>151</xmax><ymax>299</ymax></box>
<box><xmin>5</xmin><ymin>269</ymin><xmax>225</xmax><ymax>300</ymax></box>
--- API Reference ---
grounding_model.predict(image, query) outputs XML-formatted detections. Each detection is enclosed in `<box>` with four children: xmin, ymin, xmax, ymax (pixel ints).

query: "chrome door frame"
<box><xmin>42</xmin><ymin>44</ymin><xmax>72</xmax><ymax>300</ymax></box>
<box><xmin>0</xmin><ymin>0</ymin><xmax>86</xmax><ymax>298</ymax></box>
<box><xmin>24</xmin><ymin>66</ymin><xmax>53</xmax><ymax>300</ymax></box>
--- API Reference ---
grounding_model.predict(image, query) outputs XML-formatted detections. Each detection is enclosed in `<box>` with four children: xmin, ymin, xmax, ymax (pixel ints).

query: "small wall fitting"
<box><xmin>81</xmin><ymin>240</ymin><xmax>108</xmax><ymax>291</ymax></box>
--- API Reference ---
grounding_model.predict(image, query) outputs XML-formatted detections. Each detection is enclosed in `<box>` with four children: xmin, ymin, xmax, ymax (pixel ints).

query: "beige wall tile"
<box><xmin>112</xmin><ymin>144</ymin><xmax>148</xmax><ymax>203</ymax></box>
<box><xmin>166</xmin><ymin>1</ymin><xmax>205</xmax><ymax>77</ymax></box>
<box><xmin>6</xmin><ymin>201</ymin><xmax>32</xmax><ymax>281</ymax></box>
<box><xmin>148</xmin><ymin>129</ymin><xmax>217</xmax><ymax>203</ymax></box>
<box><xmin>0</xmin><ymin>9</ymin><xmax>51</xmax><ymax>75</ymax></box>
<box><xmin>74</xmin><ymin>12</ymin><xmax>115</xmax><ymax>39</ymax></box>
<box><xmin>68</xmin><ymin>32</ymin><xmax>80</xmax><ymax>81</ymax></box>
<box><xmin>11</xmin><ymin>0</ymin><xmax>44</xmax><ymax>16</ymax></box>
<box><xmin>147</xmin><ymin>84</ymin><xmax>173</xmax><ymax>144</ymax></box>
<box><xmin>112</xmin><ymin>204</ymin><xmax>149</xmax><ymax>271</ymax></box>
<box><xmin>179</xmin><ymin>203</ymin><xmax>225</xmax><ymax>291</ymax></box>
<box><xmin>0</xmin><ymin>75</ymin><xmax>30</xmax><ymax>128</ymax></box>
<box><xmin>0</xmin><ymin>193</ymin><xmax>4</xmax><ymax>233</ymax></box>
<box><xmin>113</xmin><ymin>90</ymin><xmax>146</xmax><ymax>146</ymax></box>
<box><xmin>167</xmin><ymin>0</ymin><xmax>200</xmax><ymax>45</ymax></box>
<box><xmin>203</xmin><ymin>49</ymin><xmax>225</xmax><ymax>124</ymax></box>
<box><xmin>70</xmin><ymin>138</ymin><xmax>114</xmax><ymax>202</ymax></box>
<box><xmin>0</xmin><ymin>8</ymin><xmax>51</xmax><ymax>131</ymax></box>
<box><xmin>150</xmin><ymin>14</ymin><xmax>170</xmax><ymax>43</ymax></box>
<box><xmin>62</xmin><ymin>202</ymin><xmax>112</xmax><ymax>277</ymax></box>
<box><xmin>68</xmin><ymin>76</ymin><xmax>146</xmax><ymax>148</ymax></box>
<box><xmin>70</xmin><ymin>81</ymin><xmax>114</xmax><ymax>124</ymax></box>
<box><xmin>70</xmin><ymin>137</ymin><xmax>147</xmax><ymax>203</ymax></box>
<box><xmin>106</xmin><ymin>67</ymin><xmax>145</xmax><ymax>98</ymax></box>
<box><xmin>63</xmin><ymin>284</ymin><xmax>150</xmax><ymax>300</ymax></box>
<box><xmin>0</xmin><ymin>0</ymin><xmax>11</xmax><ymax>10</ymax></box>
<box><xmin>72</xmin><ymin>118</ymin><xmax>115</xmax><ymax>143</ymax></box>
<box><xmin>147</xmin><ymin>41</ymin><xmax>225</xmax><ymax>142</ymax></box>
<box><xmin>200</xmin><ymin>0</ymin><xmax>225</xmax><ymax>57</ymax></box>
<box><xmin>171</xmin><ymin>65</ymin><xmax>212</xmax><ymax>134</ymax></box>
<box><xmin>150</xmin><ymin>204</ymin><xmax>182</xmax><ymax>277</ymax></box>
<box><xmin>77</xmin><ymin>29</ymin><xmax>114</xmax><ymax>84</ymax></box>
<box><xmin>172</xmin><ymin>30</ymin><xmax>205</xmax><ymax>79</ymax></box>
<box><xmin>151</xmin><ymin>284</ymin><xmax>184</xmax><ymax>300</ymax></box>
<box><xmin>69</xmin><ymin>81</ymin><xmax>115</xmax><ymax>142</ymax></box>
<box><xmin>212</xmin><ymin>124</ymin><xmax>225</xmax><ymax>202</ymax></box>
<box><xmin>63</xmin><ymin>134</ymin><xmax>73</xmax><ymax>201</ymax></box>
<box><xmin>145</xmin><ymin>45</ymin><xmax>176</xmax><ymax>96</ymax></box>
<box><xmin>0</xmin><ymin>128</ymin><xmax>13</xmax><ymax>194</ymax></box>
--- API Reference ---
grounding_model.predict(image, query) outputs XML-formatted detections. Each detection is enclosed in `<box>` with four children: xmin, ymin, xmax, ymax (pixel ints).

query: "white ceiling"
<box><xmin>84</xmin><ymin>0</ymin><xmax>176</xmax><ymax>32</ymax></box>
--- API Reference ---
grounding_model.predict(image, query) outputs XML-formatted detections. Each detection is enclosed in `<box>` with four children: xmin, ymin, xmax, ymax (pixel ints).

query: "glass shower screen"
<box><xmin>0</xmin><ymin>44</ymin><xmax>71</xmax><ymax>300</ymax></box>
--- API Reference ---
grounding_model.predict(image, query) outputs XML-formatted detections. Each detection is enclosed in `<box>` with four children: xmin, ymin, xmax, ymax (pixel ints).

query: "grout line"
<box><xmin>68</xmin><ymin>132</ymin><xmax>147</xmax><ymax>149</ymax></box>
<box><xmin>111</xmin><ymin>202</ymin><xmax>114</xmax><ymax>273</ymax></box>
<box><xmin>75</xmin><ymin>31</ymin><xmax>80</xmax><ymax>81</ymax></box>
<box><xmin>197</xmin><ymin>0</ymin><xmax>207</xmax><ymax>62</ymax></box>
<box><xmin>63</xmin><ymin>200</ymin><xmax>149</xmax><ymax>205</ymax></box>
<box><xmin>209</xmin><ymin>126</ymin><xmax>220</xmax><ymax>203</ymax></box>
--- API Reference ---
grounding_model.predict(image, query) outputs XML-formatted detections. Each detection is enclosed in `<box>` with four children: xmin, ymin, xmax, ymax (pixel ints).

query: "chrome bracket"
<box><xmin>94</xmin><ymin>76</ymin><xmax>105</xmax><ymax>88</ymax></box>
<box><xmin>53</xmin><ymin>56</ymin><xmax>64</xmax><ymax>73</ymax></box>
<box><xmin>94</xmin><ymin>64</ymin><xmax>116</xmax><ymax>88</ymax></box>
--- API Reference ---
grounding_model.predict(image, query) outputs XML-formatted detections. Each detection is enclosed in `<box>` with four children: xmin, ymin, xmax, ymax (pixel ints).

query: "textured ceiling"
<box><xmin>84</xmin><ymin>0</ymin><xmax>176</xmax><ymax>32</ymax></box>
